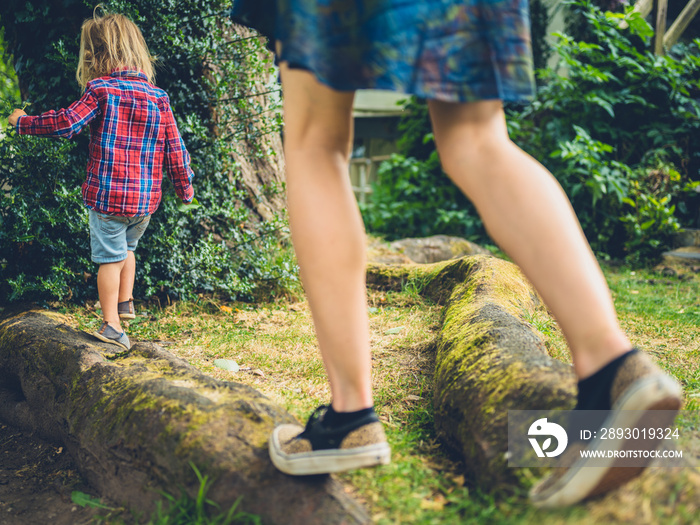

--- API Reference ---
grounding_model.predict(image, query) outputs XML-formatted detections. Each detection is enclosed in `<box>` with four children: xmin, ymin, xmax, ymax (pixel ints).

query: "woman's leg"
<box><xmin>427</xmin><ymin>99</ymin><xmax>631</xmax><ymax>379</ymax></box>
<box><xmin>279</xmin><ymin>64</ymin><xmax>372</xmax><ymax>412</ymax></box>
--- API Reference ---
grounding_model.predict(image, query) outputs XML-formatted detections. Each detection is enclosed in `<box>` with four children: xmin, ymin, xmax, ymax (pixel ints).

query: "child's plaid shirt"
<box><xmin>16</xmin><ymin>70</ymin><xmax>194</xmax><ymax>216</ymax></box>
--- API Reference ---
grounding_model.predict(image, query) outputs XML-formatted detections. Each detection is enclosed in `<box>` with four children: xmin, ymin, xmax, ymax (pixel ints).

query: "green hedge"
<box><xmin>0</xmin><ymin>0</ymin><xmax>296</xmax><ymax>303</ymax></box>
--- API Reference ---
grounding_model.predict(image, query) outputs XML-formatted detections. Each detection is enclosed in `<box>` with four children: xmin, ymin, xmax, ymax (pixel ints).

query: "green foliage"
<box><xmin>361</xmin><ymin>97</ymin><xmax>485</xmax><ymax>241</ymax></box>
<box><xmin>72</xmin><ymin>464</ymin><xmax>261</xmax><ymax>524</ymax></box>
<box><xmin>530</xmin><ymin>0</ymin><xmax>552</xmax><ymax>72</ymax></box>
<box><xmin>365</xmin><ymin>1</ymin><xmax>699</xmax><ymax>260</ymax></box>
<box><xmin>0</xmin><ymin>27</ymin><xmax>19</xmax><ymax>114</ymax></box>
<box><xmin>0</xmin><ymin>1</ymin><xmax>91</xmax><ymax>112</ymax></box>
<box><xmin>620</xmin><ymin>154</ymin><xmax>699</xmax><ymax>261</ymax></box>
<box><xmin>146</xmin><ymin>463</ymin><xmax>261</xmax><ymax>525</ymax></box>
<box><xmin>563</xmin><ymin>0</ymin><xmax>627</xmax><ymax>44</ymax></box>
<box><xmin>361</xmin><ymin>152</ymin><xmax>483</xmax><ymax>240</ymax></box>
<box><xmin>510</xmin><ymin>1</ymin><xmax>700</xmax><ymax>258</ymax></box>
<box><xmin>72</xmin><ymin>490</ymin><xmax>116</xmax><ymax>510</ymax></box>
<box><xmin>545</xmin><ymin>125</ymin><xmax>633</xmax><ymax>249</ymax></box>
<box><xmin>0</xmin><ymin>113</ymin><xmax>91</xmax><ymax>302</ymax></box>
<box><xmin>0</xmin><ymin>0</ymin><xmax>295</xmax><ymax>303</ymax></box>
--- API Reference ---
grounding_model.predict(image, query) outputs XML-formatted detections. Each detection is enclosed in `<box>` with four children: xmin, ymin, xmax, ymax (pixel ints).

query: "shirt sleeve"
<box><xmin>161</xmin><ymin>96</ymin><xmax>195</xmax><ymax>203</ymax></box>
<box><xmin>16</xmin><ymin>87</ymin><xmax>100</xmax><ymax>139</ymax></box>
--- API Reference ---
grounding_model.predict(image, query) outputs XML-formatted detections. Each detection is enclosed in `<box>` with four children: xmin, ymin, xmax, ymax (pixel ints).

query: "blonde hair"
<box><xmin>76</xmin><ymin>6</ymin><xmax>155</xmax><ymax>89</ymax></box>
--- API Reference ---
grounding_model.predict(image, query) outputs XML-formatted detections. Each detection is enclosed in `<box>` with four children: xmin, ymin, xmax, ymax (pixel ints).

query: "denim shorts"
<box><xmin>88</xmin><ymin>209</ymin><xmax>151</xmax><ymax>264</ymax></box>
<box><xmin>231</xmin><ymin>0</ymin><xmax>535</xmax><ymax>103</ymax></box>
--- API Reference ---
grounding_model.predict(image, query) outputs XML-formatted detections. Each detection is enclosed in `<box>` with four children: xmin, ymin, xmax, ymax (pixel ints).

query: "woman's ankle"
<box><xmin>571</xmin><ymin>331</ymin><xmax>633</xmax><ymax>379</ymax></box>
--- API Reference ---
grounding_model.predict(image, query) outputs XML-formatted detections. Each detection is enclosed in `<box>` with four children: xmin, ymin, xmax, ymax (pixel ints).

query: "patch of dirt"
<box><xmin>0</xmin><ymin>423</ymin><xmax>122</xmax><ymax>525</ymax></box>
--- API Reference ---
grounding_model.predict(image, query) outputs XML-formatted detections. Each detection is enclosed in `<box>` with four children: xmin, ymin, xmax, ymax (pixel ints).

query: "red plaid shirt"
<box><xmin>17</xmin><ymin>70</ymin><xmax>194</xmax><ymax>216</ymax></box>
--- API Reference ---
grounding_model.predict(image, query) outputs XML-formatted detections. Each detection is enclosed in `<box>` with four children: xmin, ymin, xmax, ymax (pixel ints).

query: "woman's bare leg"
<box><xmin>428</xmin><ymin>99</ymin><xmax>631</xmax><ymax>378</ymax></box>
<box><xmin>279</xmin><ymin>64</ymin><xmax>372</xmax><ymax>411</ymax></box>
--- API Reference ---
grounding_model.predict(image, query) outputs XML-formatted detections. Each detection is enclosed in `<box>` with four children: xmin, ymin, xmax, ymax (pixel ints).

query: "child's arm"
<box><xmin>15</xmin><ymin>88</ymin><xmax>99</xmax><ymax>139</ymax></box>
<box><xmin>161</xmin><ymin>97</ymin><xmax>195</xmax><ymax>203</ymax></box>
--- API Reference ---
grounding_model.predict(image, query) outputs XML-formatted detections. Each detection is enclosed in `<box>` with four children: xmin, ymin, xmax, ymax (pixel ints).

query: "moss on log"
<box><xmin>368</xmin><ymin>255</ymin><xmax>576</xmax><ymax>489</ymax></box>
<box><xmin>0</xmin><ymin>309</ymin><xmax>368</xmax><ymax>525</ymax></box>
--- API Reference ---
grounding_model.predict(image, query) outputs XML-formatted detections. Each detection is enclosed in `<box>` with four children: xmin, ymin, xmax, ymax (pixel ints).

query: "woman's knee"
<box><xmin>428</xmin><ymin>99</ymin><xmax>511</xmax><ymax>174</ymax></box>
<box><xmin>437</xmin><ymin>135</ymin><xmax>510</xmax><ymax>185</ymax></box>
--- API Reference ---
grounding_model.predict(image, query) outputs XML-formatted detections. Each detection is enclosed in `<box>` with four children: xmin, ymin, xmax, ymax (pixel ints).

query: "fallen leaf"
<box><xmin>419</xmin><ymin>494</ymin><xmax>447</xmax><ymax>511</ymax></box>
<box><xmin>384</xmin><ymin>326</ymin><xmax>404</xmax><ymax>335</ymax></box>
<box><xmin>220</xmin><ymin>305</ymin><xmax>233</xmax><ymax>313</ymax></box>
<box><xmin>213</xmin><ymin>359</ymin><xmax>239</xmax><ymax>372</ymax></box>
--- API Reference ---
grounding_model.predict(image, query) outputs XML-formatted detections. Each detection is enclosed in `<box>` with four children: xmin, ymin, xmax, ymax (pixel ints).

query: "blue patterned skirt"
<box><xmin>230</xmin><ymin>0</ymin><xmax>535</xmax><ymax>103</ymax></box>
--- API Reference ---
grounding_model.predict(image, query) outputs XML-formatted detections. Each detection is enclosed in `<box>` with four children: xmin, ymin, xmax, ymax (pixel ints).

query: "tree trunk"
<box><xmin>0</xmin><ymin>309</ymin><xmax>367</xmax><ymax>525</ymax></box>
<box><xmin>215</xmin><ymin>24</ymin><xmax>287</xmax><ymax>223</ymax></box>
<box><xmin>367</xmin><ymin>255</ymin><xmax>576</xmax><ymax>490</ymax></box>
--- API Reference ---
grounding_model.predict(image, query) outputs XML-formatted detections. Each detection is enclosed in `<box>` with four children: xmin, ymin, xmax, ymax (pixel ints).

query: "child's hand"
<box><xmin>8</xmin><ymin>109</ymin><xmax>27</xmax><ymax>126</ymax></box>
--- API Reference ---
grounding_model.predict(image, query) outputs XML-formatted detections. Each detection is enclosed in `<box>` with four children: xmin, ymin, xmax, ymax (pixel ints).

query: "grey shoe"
<box><xmin>118</xmin><ymin>299</ymin><xmax>136</xmax><ymax>319</ymax></box>
<box><xmin>93</xmin><ymin>322</ymin><xmax>131</xmax><ymax>350</ymax></box>
<box><xmin>530</xmin><ymin>351</ymin><xmax>682</xmax><ymax>507</ymax></box>
<box><xmin>269</xmin><ymin>405</ymin><xmax>391</xmax><ymax>475</ymax></box>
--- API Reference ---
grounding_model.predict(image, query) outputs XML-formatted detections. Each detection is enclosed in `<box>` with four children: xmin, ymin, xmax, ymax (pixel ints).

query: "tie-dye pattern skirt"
<box><xmin>230</xmin><ymin>0</ymin><xmax>535</xmax><ymax>103</ymax></box>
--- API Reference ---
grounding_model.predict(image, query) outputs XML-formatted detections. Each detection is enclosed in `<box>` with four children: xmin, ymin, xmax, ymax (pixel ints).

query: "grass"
<box><xmin>73</xmin><ymin>464</ymin><xmax>262</xmax><ymax>525</ymax></box>
<box><xmin>60</xmin><ymin>261</ymin><xmax>700</xmax><ymax>524</ymax></box>
<box><xmin>605</xmin><ymin>265</ymin><xmax>700</xmax><ymax>411</ymax></box>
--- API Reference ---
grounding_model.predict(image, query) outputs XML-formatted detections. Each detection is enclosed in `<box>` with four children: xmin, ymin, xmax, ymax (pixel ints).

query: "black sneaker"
<box><xmin>269</xmin><ymin>405</ymin><xmax>391</xmax><ymax>475</ymax></box>
<box><xmin>530</xmin><ymin>351</ymin><xmax>682</xmax><ymax>507</ymax></box>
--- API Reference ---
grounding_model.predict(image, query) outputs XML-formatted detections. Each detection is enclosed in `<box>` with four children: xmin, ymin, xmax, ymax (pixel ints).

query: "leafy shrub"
<box><xmin>0</xmin><ymin>0</ymin><xmax>297</xmax><ymax>304</ymax></box>
<box><xmin>364</xmin><ymin>1</ymin><xmax>700</xmax><ymax>260</ymax></box>
<box><xmin>360</xmin><ymin>97</ymin><xmax>485</xmax><ymax>241</ymax></box>
<box><xmin>620</xmin><ymin>152</ymin><xmax>699</xmax><ymax>261</ymax></box>
<box><xmin>0</xmin><ymin>105</ymin><xmax>91</xmax><ymax>302</ymax></box>
<box><xmin>530</xmin><ymin>0</ymin><xmax>553</xmax><ymax>71</ymax></box>
<box><xmin>0</xmin><ymin>29</ymin><xmax>19</xmax><ymax>105</ymax></box>
<box><xmin>361</xmin><ymin>151</ymin><xmax>483</xmax><ymax>240</ymax></box>
<box><xmin>510</xmin><ymin>1</ymin><xmax>700</xmax><ymax>258</ymax></box>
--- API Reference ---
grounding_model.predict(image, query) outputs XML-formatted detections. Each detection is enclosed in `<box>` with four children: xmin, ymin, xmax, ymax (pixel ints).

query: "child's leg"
<box><xmin>427</xmin><ymin>99</ymin><xmax>631</xmax><ymax>379</ymax></box>
<box><xmin>89</xmin><ymin>209</ymin><xmax>131</xmax><ymax>334</ymax></box>
<box><xmin>279</xmin><ymin>64</ymin><xmax>373</xmax><ymax>412</ymax></box>
<box><xmin>118</xmin><ymin>215</ymin><xmax>150</xmax><ymax>316</ymax></box>
<box><xmin>97</xmin><ymin>259</ymin><xmax>126</xmax><ymax>333</ymax></box>
<box><xmin>119</xmin><ymin>250</ymin><xmax>136</xmax><ymax>303</ymax></box>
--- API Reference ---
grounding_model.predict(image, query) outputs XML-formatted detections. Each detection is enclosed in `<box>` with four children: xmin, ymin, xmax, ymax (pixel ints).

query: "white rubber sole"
<box><xmin>92</xmin><ymin>331</ymin><xmax>129</xmax><ymax>350</ymax></box>
<box><xmin>531</xmin><ymin>373</ymin><xmax>682</xmax><ymax>508</ymax></box>
<box><xmin>269</xmin><ymin>430</ymin><xmax>391</xmax><ymax>476</ymax></box>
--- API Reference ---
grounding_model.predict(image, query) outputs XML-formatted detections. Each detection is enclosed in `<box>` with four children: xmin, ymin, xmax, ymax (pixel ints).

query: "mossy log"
<box><xmin>368</xmin><ymin>255</ymin><xmax>576</xmax><ymax>489</ymax></box>
<box><xmin>0</xmin><ymin>310</ymin><xmax>367</xmax><ymax>525</ymax></box>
